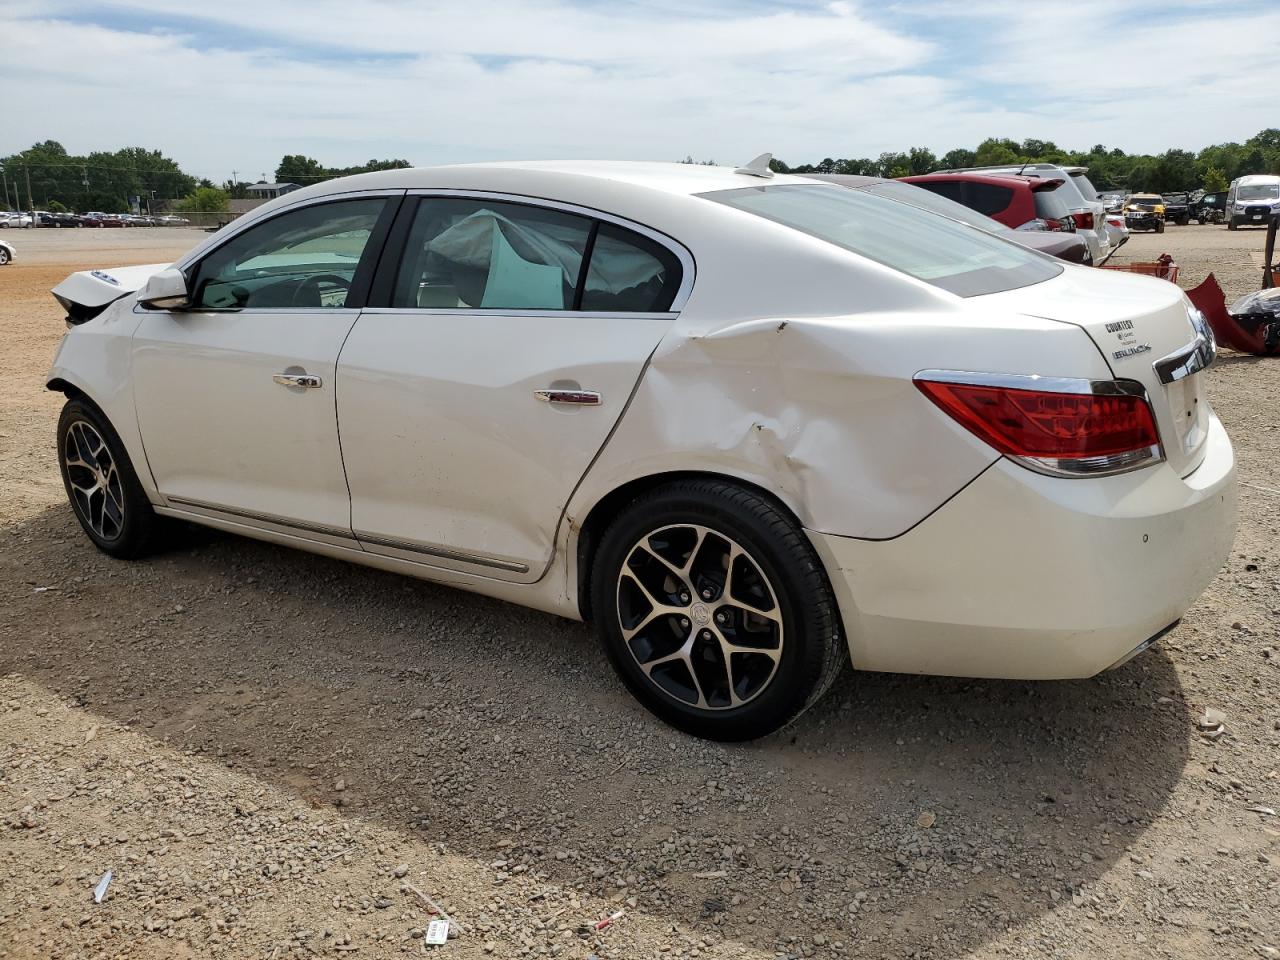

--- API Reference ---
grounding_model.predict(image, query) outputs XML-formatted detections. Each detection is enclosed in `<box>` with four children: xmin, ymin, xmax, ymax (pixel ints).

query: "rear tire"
<box><xmin>590</xmin><ymin>479</ymin><xmax>846</xmax><ymax>741</ymax></box>
<box><xmin>57</xmin><ymin>399</ymin><xmax>163</xmax><ymax>559</ymax></box>
<box><xmin>1155</xmin><ymin>220</ymin><xmax>1165</xmax><ymax>234</ymax></box>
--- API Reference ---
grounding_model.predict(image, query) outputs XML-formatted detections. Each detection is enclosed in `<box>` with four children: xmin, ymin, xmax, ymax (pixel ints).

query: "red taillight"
<box><xmin>915</xmin><ymin>376</ymin><xmax>1161</xmax><ymax>474</ymax></box>
<box><xmin>1072</xmin><ymin>211</ymin><xmax>1094</xmax><ymax>230</ymax></box>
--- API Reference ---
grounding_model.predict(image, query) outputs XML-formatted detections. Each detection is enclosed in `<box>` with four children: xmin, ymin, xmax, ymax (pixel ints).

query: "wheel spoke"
<box><xmin>619</xmin><ymin>568</ymin><xmax>685</xmax><ymax>622</ymax></box>
<box><xmin>619</xmin><ymin>596</ymin><xmax>683</xmax><ymax>642</ymax></box>
<box><xmin>635</xmin><ymin>539</ymin><xmax>695</xmax><ymax>593</ymax></box>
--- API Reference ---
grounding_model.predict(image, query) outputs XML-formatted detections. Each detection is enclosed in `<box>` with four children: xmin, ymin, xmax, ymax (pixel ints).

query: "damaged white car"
<box><xmin>47</xmin><ymin>159</ymin><xmax>1237</xmax><ymax>740</ymax></box>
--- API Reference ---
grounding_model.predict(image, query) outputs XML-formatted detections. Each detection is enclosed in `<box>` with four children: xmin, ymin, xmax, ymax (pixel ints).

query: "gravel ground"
<box><xmin>1</xmin><ymin>224</ymin><xmax>1278</xmax><ymax>960</ymax></box>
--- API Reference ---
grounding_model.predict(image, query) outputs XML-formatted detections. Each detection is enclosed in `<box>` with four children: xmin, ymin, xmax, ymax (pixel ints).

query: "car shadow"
<box><xmin>1</xmin><ymin>505</ymin><xmax>1192</xmax><ymax>957</ymax></box>
<box><xmin>1214</xmin><ymin>350</ymin><xmax>1275</xmax><ymax>367</ymax></box>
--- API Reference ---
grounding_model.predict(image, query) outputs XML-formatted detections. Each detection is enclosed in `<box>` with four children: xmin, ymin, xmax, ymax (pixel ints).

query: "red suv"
<box><xmin>899</xmin><ymin>173</ymin><xmax>1077</xmax><ymax>233</ymax></box>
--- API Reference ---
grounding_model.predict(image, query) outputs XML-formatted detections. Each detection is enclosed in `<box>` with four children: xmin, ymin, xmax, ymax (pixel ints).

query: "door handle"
<box><xmin>534</xmin><ymin>388</ymin><xmax>601</xmax><ymax>405</ymax></box>
<box><xmin>273</xmin><ymin>373</ymin><xmax>322</xmax><ymax>389</ymax></box>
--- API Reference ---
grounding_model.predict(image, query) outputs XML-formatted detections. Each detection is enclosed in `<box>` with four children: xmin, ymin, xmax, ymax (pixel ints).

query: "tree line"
<box><xmin>765</xmin><ymin>128</ymin><xmax>1280</xmax><ymax>194</ymax></box>
<box><xmin>5</xmin><ymin>130</ymin><xmax>1277</xmax><ymax>214</ymax></box>
<box><xmin>0</xmin><ymin>142</ymin><xmax>412</xmax><ymax>213</ymax></box>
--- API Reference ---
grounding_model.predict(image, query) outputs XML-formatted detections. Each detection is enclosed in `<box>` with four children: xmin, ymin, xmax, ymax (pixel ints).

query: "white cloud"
<box><xmin>1</xmin><ymin>0</ymin><xmax>1276</xmax><ymax>181</ymax></box>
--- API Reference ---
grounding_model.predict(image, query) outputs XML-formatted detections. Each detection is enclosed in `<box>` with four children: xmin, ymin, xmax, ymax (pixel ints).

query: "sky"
<box><xmin>3</xmin><ymin>0</ymin><xmax>1278</xmax><ymax>182</ymax></box>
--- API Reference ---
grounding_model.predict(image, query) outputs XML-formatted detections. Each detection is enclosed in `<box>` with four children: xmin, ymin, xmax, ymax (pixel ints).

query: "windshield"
<box><xmin>1240</xmin><ymin>184</ymin><xmax>1280</xmax><ymax>201</ymax></box>
<box><xmin>702</xmin><ymin>184</ymin><xmax>1060</xmax><ymax>297</ymax></box>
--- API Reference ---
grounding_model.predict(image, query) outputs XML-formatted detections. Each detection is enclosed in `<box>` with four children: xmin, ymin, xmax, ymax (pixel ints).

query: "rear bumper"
<box><xmin>809</xmin><ymin>414</ymin><xmax>1237</xmax><ymax>680</ymax></box>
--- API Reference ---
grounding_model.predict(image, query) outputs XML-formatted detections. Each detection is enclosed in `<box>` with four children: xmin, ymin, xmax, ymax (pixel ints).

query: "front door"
<box><xmin>132</xmin><ymin>195</ymin><xmax>396</xmax><ymax>537</ymax></box>
<box><xmin>337</xmin><ymin>196</ymin><xmax>688</xmax><ymax>579</ymax></box>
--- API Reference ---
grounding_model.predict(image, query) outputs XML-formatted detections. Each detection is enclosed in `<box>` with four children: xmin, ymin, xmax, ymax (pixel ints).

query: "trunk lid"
<box><xmin>979</xmin><ymin>268</ymin><xmax>1211</xmax><ymax>477</ymax></box>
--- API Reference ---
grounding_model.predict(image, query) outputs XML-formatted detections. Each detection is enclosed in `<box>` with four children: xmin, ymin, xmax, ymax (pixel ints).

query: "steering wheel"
<box><xmin>291</xmin><ymin>273</ymin><xmax>352</xmax><ymax>307</ymax></box>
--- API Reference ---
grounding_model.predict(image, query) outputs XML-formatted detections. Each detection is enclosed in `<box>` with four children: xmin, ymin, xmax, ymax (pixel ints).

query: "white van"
<box><xmin>1226</xmin><ymin>174</ymin><xmax>1280</xmax><ymax>230</ymax></box>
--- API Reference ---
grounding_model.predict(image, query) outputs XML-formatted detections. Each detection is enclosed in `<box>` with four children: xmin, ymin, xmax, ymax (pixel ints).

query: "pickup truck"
<box><xmin>1161</xmin><ymin>193</ymin><xmax>1192</xmax><ymax>226</ymax></box>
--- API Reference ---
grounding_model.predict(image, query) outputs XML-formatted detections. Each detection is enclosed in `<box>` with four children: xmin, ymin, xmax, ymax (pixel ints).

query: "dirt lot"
<box><xmin>1</xmin><ymin>224</ymin><xmax>1278</xmax><ymax>960</ymax></box>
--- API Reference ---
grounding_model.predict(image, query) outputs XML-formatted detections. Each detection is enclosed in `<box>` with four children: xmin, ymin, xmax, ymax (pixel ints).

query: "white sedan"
<box><xmin>47</xmin><ymin>159</ymin><xmax>1236</xmax><ymax>740</ymax></box>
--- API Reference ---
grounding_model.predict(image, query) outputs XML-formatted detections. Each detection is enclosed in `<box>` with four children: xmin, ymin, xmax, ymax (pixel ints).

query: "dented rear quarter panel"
<box><xmin>569</xmin><ymin>283</ymin><xmax>1114</xmax><ymax>542</ymax></box>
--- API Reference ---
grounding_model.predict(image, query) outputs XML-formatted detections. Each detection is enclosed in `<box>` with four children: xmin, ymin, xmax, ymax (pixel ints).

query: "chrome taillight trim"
<box><xmin>913</xmin><ymin>369</ymin><xmax>1165</xmax><ymax>478</ymax></box>
<box><xmin>915</xmin><ymin>369</ymin><xmax>1150</xmax><ymax>398</ymax></box>
<box><xmin>1153</xmin><ymin>307</ymin><xmax>1217</xmax><ymax>385</ymax></box>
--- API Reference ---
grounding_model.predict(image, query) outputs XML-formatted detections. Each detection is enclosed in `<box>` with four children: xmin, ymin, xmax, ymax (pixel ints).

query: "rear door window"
<box><xmin>580</xmin><ymin>224</ymin><xmax>682</xmax><ymax>312</ymax></box>
<box><xmin>390</xmin><ymin>199</ymin><xmax>684</xmax><ymax>313</ymax></box>
<box><xmin>913</xmin><ymin>180</ymin><xmax>964</xmax><ymax>203</ymax></box>
<box><xmin>393</xmin><ymin>198</ymin><xmax>591</xmax><ymax>310</ymax></box>
<box><xmin>963</xmin><ymin>182</ymin><xmax>1014</xmax><ymax>216</ymax></box>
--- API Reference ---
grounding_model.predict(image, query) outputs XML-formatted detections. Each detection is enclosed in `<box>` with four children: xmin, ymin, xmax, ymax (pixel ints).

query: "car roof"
<box><xmin>283</xmin><ymin>160</ymin><xmax>825</xmax><ymax>204</ymax></box>
<box><xmin>902</xmin><ymin>172</ymin><xmax>1043</xmax><ymax>187</ymax></box>
<box><xmin>802</xmin><ymin>173</ymin><xmax>886</xmax><ymax>188</ymax></box>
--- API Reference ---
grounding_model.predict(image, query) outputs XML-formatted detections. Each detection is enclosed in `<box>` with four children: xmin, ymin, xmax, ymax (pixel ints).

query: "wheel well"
<box><xmin>47</xmin><ymin>377</ymin><xmax>86</xmax><ymax>401</ymax></box>
<box><xmin>573</xmin><ymin>471</ymin><xmax>806</xmax><ymax>622</ymax></box>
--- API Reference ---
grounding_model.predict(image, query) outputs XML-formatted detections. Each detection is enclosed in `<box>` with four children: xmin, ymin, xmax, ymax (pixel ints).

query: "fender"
<box><xmin>46</xmin><ymin>301</ymin><xmax>159</xmax><ymax>502</ymax></box>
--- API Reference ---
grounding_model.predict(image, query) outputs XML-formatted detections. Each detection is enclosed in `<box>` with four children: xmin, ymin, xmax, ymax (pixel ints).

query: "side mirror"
<box><xmin>137</xmin><ymin>268</ymin><xmax>190</xmax><ymax>310</ymax></box>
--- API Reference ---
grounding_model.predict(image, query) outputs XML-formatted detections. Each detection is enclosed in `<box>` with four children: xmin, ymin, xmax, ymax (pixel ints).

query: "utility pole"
<box><xmin>1</xmin><ymin>167</ymin><xmax>8</xmax><ymax>210</ymax></box>
<box><xmin>25</xmin><ymin>166</ymin><xmax>34</xmax><ymax>218</ymax></box>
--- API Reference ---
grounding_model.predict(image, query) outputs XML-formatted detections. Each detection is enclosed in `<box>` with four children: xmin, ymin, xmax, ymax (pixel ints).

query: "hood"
<box><xmin>51</xmin><ymin>262</ymin><xmax>171</xmax><ymax>324</ymax></box>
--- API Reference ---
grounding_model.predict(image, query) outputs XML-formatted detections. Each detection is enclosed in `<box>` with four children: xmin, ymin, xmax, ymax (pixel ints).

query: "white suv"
<box><xmin>940</xmin><ymin>163</ymin><xmax>1111</xmax><ymax>264</ymax></box>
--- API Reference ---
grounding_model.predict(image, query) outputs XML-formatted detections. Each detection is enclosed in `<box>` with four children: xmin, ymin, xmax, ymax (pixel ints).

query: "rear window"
<box><xmin>1033</xmin><ymin>187</ymin><xmax>1072</xmax><ymax>222</ymax></box>
<box><xmin>702</xmin><ymin>184</ymin><xmax>1060</xmax><ymax>297</ymax></box>
<box><xmin>1069</xmin><ymin>172</ymin><xmax>1099</xmax><ymax>201</ymax></box>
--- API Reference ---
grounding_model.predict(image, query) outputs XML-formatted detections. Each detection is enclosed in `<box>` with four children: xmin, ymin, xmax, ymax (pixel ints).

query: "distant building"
<box><xmin>245</xmin><ymin>182</ymin><xmax>301</xmax><ymax>200</ymax></box>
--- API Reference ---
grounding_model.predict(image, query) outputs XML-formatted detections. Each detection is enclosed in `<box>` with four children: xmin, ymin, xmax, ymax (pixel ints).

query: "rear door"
<box><xmin>336</xmin><ymin>194</ymin><xmax>690</xmax><ymax>580</ymax></box>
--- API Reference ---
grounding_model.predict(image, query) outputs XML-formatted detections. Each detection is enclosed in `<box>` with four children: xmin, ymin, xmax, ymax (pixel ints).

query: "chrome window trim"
<box><xmin>134</xmin><ymin>304</ymin><xmax>363</xmax><ymax>316</ymax></box>
<box><xmin>400</xmin><ymin>188</ymin><xmax>696</xmax><ymax>313</ymax></box>
<box><xmin>170</xmin><ymin>189</ymin><xmax>408</xmax><ymax>275</ymax></box>
<box><xmin>358</xmin><ymin>307</ymin><xmax>675</xmax><ymax>321</ymax></box>
<box><xmin>913</xmin><ymin>369</ymin><xmax>1164</xmax><ymax>478</ymax></box>
<box><xmin>1153</xmin><ymin>308</ymin><xmax>1217</xmax><ymax>385</ymax></box>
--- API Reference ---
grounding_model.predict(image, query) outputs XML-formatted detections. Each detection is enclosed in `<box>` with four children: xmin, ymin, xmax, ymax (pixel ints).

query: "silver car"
<box><xmin>939</xmin><ymin>163</ymin><xmax>1111</xmax><ymax>264</ymax></box>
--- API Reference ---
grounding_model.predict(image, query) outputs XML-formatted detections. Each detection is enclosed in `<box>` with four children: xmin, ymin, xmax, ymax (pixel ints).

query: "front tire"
<box><xmin>591</xmin><ymin>480</ymin><xmax>845</xmax><ymax>741</ymax></box>
<box><xmin>1155</xmin><ymin>220</ymin><xmax>1165</xmax><ymax>234</ymax></box>
<box><xmin>57</xmin><ymin>399</ymin><xmax>162</xmax><ymax>559</ymax></box>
